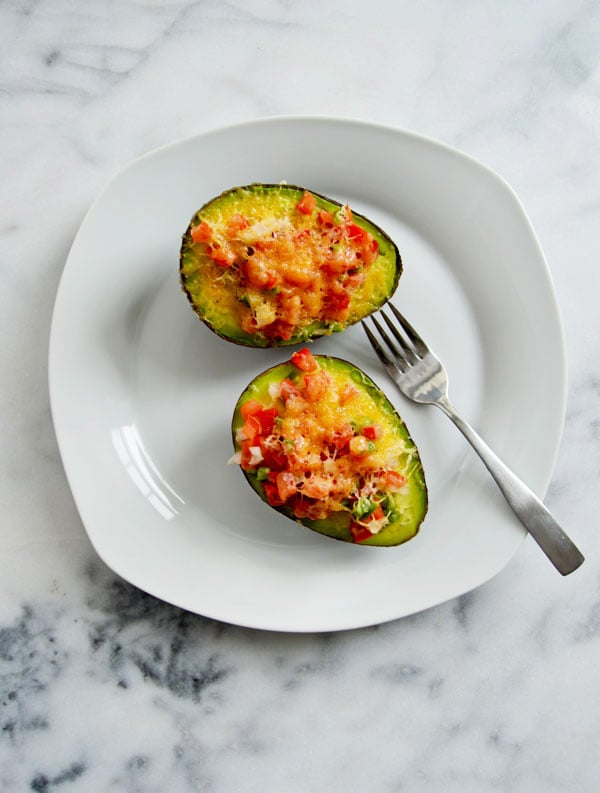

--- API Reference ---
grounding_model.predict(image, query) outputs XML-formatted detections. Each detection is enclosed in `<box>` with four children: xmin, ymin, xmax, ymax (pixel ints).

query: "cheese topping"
<box><xmin>182</xmin><ymin>188</ymin><xmax>385</xmax><ymax>344</ymax></box>
<box><xmin>235</xmin><ymin>350</ymin><xmax>415</xmax><ymax>541</ymax></box>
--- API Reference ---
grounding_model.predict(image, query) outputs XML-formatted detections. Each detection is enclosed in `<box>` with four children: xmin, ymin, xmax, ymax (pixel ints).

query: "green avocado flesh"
<box><xmin>180</xmin><ymin>183</ymin><xmax>401</xmax><ymax>347</ymax></box>
<box><xmin>232</xmin><ymin>354</ymin><xmax>428</xmax><ymax>546</ymax></box>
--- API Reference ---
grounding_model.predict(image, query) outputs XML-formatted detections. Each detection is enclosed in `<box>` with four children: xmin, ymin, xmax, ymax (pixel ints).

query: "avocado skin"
<box><xmin>180</xmin><ymin>183</ymin><xmax>402</xmax><ymax>347</ymax></box>
<box><xmin>232</xmin><ymin>355</ymin><xmax>428</xmax><ymax>546</ymax></box>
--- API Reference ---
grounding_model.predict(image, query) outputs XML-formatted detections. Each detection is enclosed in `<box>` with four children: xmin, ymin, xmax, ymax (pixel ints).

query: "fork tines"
<box><xmin>362</xmin><ymin>303</ymin><xmax>427</xmax><ymax>371</ymax></box>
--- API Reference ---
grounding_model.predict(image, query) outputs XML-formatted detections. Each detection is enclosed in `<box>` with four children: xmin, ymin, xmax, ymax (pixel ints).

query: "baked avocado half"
<box><xmin>180</xmin><ymin>184</ymin><xmax>401</xmax><ymax>347</ymax></box>
<box><xmin>231</xmin><ymin>348</ymin><xmax>427</xmax><ymax>546</ymax></box>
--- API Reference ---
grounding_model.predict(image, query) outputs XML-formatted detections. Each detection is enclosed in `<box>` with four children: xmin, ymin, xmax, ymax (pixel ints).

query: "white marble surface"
<box><xmin>1</xmin><ymin>1</ymin><xmax>600</xmax><ymax>790</ymax></box>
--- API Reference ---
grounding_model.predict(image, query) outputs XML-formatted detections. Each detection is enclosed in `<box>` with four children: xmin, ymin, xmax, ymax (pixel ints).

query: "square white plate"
<box><xmin>49</xmin><ymin>118</ymin><xmax>566</xmax><ymax>632</ymax></box>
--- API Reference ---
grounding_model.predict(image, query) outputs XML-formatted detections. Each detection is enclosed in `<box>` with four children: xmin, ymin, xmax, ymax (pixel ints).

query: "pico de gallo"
<box><xmin>180</xmin><ymin>184</ymin><xmax>401</xmax><ymax>347</ymax></box>
<box><xmin>231</xmin><ymin>348</ymin><xmax>428</xmax><ymax>545</ymax></box>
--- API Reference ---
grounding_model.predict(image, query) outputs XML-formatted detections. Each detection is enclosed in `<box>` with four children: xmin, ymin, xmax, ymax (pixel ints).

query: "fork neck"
<box><xmin>433</xmin><ymin>394</ymin><xmax>456</xmax><ymax>420</ymax></box>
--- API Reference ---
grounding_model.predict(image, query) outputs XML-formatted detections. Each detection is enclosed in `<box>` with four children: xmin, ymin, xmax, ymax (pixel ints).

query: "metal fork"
<box><xmin>362</xmin><ymin>304</ymin><xmax>584</xmax><ymax>575</ymax></box>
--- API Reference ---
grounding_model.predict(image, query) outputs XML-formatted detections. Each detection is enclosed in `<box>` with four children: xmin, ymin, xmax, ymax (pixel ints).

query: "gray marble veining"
<box><xmin>2</xmin><ymin>1</ymin><xmax>600</xmax><ymax>791</ymax></box>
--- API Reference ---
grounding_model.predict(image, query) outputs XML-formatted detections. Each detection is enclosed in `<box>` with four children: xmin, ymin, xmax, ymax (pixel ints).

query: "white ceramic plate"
<box><xmin>49</xmin><ymin>118</ymin><xmax>566</xmax><ymax>632</ymax></box>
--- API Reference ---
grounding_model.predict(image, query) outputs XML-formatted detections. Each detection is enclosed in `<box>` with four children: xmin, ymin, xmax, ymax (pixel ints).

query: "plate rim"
<box><xmin>48</xmin><ymin>115</ymin><xmax>567</xmax><ymax>632</ymax></box>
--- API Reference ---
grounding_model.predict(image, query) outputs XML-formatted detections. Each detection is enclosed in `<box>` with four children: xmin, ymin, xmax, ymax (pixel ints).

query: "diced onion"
<box><xmin>268</xmin><ymin>381</ymin><xmax>282</xmax><ymax>400</ymax></box>
<box><xmin>227</xmin><ymin>451</ymin><xmax>242</xmax><ymax>465</ymax></box>
<box><xmin>248</xmin><ymin>446</ymin><xmax>264</xmax><ymax>466</ymax></box>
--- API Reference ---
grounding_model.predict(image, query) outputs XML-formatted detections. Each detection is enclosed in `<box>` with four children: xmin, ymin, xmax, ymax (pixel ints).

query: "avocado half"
<box><xmin>180</xmin><ymin>183</ymin><xmax>401</xmax><ymax>347</ymax></box>
<box><xmin>231</xmin><ymin>351</ymin><xmax>428</xmax><ymax>546</ymax></box>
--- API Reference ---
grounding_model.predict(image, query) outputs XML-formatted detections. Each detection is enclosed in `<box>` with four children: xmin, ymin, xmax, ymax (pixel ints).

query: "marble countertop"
<box><xmin>2</xmin><ymin>1</ymin><xmax>599</xmax><ymax>790</ymax></box>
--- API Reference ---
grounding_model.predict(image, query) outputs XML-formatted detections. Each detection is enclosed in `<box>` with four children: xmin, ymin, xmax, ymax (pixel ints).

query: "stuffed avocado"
<box><xmin>180</xmin><ymin>184</ymin><xmax>401</xmax><ymax>347</ymax></box>
<box><xmin>231</xmin><ymin>348</ymin><xmax>427</xmax><ymax>546</ymax></box>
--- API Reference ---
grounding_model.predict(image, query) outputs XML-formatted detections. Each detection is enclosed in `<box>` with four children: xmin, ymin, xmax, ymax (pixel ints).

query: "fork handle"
<box><xmin>436</xmin><ymin>398</ymin><xmax>584</xmax><ymax>575</ymax></box>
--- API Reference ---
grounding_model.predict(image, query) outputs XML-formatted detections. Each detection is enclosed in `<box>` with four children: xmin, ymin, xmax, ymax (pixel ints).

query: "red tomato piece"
<box><xmin>243</xmin><ymin>257</ymin><xmax>279</xmax><ymax>290</ymax></box>
<box><xmin>317</xmin><ymin>210</ymin><xmax>335</xmax><ymax>228</ymax></box>
<box><xmin>363</xmin><ymin>424</ymin><xmax>383</xmax><ymax>440</ymax></box>
<box><xmin>241</xmin><ymin>416</ymin><xmax>261</xmax><ymax>443</ymax></box>
<box><xmin>279</xmin><ymin>293</ymin><xmax>302</xmax><ymax>324</ymax></box>
<box><xmin>240</xmin><ymin>441</ymin><xmax>255</xmax><ymax>470</ymax></box>
<box><xmin>347</xmin><ymin>223</ymin><xmax>368</xmax><ymax>243</ymax></box>
<box><xmin>325</xmin><ymin>286</ymin><xmax>351</xmax><ymax>320</ymax></box>
<box><xmin>350</xmin><ymin>522</ymin><xmax>373</xmax><ymax>543</ymax></box>
<box><xmin>191</xmin><ymin>221</ymin><xmax>213</xmax><ymax>243</ymax></box>
<box><xmin>263</xmin><ymin>482</ymin><xmax>285</xmax><ymax>506</ymax></box>
<box><xmin>301</xmin><ymin>476</ymin><xmax>330</xmax><ymax>500</ymax></box>
<box><xmin>276</xmin><ymin>471</ymin><xmax>297</xmax><ymax>502</ymax></box>
<box><xmin>241</xmin><ymin>399</ymin><xmax>263</xmax><ymax>420</ymax></box>
<box><xmin>362</xmin><ymin>237</ymin><xmax>379</xmax><ymax>265</ymax></box>
<box><xmin>280</xmin><ymin>378</ymin><xmax>300</xmax><ymax>401</ymax></box>
<box><xmin>263</xmin><ymin>320</ymin><xmax>295</xmax><ymax>341</ymax></box>
<box><xmin>294</xmin><ymin>227</ymin><xmax>311</xmax><ymax>241</ymax></box>
<box><xmin>303</xmin><ymin>370</ymin><xmax>329</xmax><ymax>401</ymax></box>
<box><xmin>260</xmin><ymin>440</ymin><xmax>287</xmax><ymax>471</ymax></box>
<box><xmin>366</xmin><ymin>505</ymin><xmax>385</xmax><ymax>522</ymax></box>
<box><xmin>321</xmin><ymin>256</ymin><xmax>353</xmax><ymax>276</ymax></box>
<box><xmin>291</xmin><ymin>348</ymin><xmax>318</xmax><ymax>372</ymax></box>
<box><xmin>256</xmin><ymin>407</ymin><xmax>277</xmax><ymax>435</ymax></box>
<box><xmin>291</xmin><ymin>496</ymin><xmax>323</xmax><ymax>520</ymax></box>
<box><xmin>381</xmin><ymin>470</ymin><xmax>407</xmax><ymax>491</ymax></box>
<box><xmin>327</xmin><ymin>423</ymin><xmax>354</xmax><ymax>450</ymax></box>
<box><xmin>344</xmin><ymin>271</ymin><xmax>365</xmax><ymax>289</ymax></box>
<box><xmin>207</xmin><ymin>244</ymin><xmax>236</xmax><ymax>267</ymax></box>
<box><xmin>296</xmin><ymin>191</ymin><xmax>316</xmax><ymax>215</ymax></box>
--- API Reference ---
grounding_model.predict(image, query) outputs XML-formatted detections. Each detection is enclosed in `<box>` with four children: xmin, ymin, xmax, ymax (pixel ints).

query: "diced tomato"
<box><xmin>327</xmin><ymin>423</ymin><xmax>354</xmax><ymax>450</ymax></box>
<box><xmin>263</xmin><ymin>482</ymin><xmax>285</xmax><ymax>506</ymax></box>
<box><xmin>317</xmin><ymin>209</ymin><xmax>335</xmax><ymax>228</ymax></box>
<box><xmin>291</xmin><ymin>496</ymin><xmax>311</xmax><ymax>519</ymax></box>
<box><xmin>380</xmin><ymin>470</ymin><xmax>407</xmax><ymax>491</ymax></box>
<box><xmin>243</xmin><ymin>257</ymin><xmax>279</xmax><ymax>290</ymax></box>
<box><xmin>279</xmin><ymin>293</ymin><xmax>302</xmax><ymax>325</ymax></box>
<box><xmin>227</xmin><ymin>213</ymin><xmax>249</xmax><ymax>234</ymax></box>
<box><xmin>325</xmin><ymin>285</ymin><xmax>351</xmax><ymax>320</ymax></box>
<box><xmin>363</xmin><ymin>424</ymin><xmax>383</xmax><ymax>440</ymax></box>
<box><xmin>207</xmin><ymin>244</ymin><xmax>236</xmax><ymax>267</ymax></box>
<box><xmin>303</xmin><ymin>370</ymin><xmax>329</xmax><ymax>401</ymax></box>
<box><xmin>280</xmin><ymin>377</ymin><xmax>300</xmax><ymax>401</ymax></box>
<box><xmin>350</xmin><ymin>522</ymin><xmax>373</xmax><ymax>543</ymax></box>
<box><xmin>241</xmin><ymin>399</ymin><xmax>263</xmax><ymax>420</ymax></box>
<box><xmin>240</xmin><ymin>406</ymin><xmax>278</xmax><ymax>445</ymax></box>
<box><xmin>344</xmin><ymin>271</ymin><xmax>366</xmax><ymax>290</ymax></box>
<box><xmin>263</xmin><ymin>320</ymin><xmax>295</xmax><ymax>341</ymax></box>
<box><xmin>346</xmin><ymin>223</ymin><xmax>368</xmax><ymax>243</ymax></box>
<box><xmin>291</xmin><ymin>348</ymin><xmax>318</xmax><ymax>373</ymax></box>
<box><xmin>296</xmin><ymin>191</ymin><xmax>316</xmax><ymax>215</ymax></box>
<box><xmin>241</xmin><ymin>416</ymin><xmax>261</xmax><ymax>443</ymax></box>
<box><xmin>302</xmin><ymin>475</ymin><xmax>330</xmax><ymax>499</ymax></box>
<box><xmin>260</xmin><ymin>440</ymin><xmax>287</xmax><ymax>471</ymax></box>
<box><xmin>256</xmin><ymin>407</ymin><xmax>277</xmax><ymax>435</ymax></box>
<box><xmin>321</xmin><ymin>255</ymin><xmax>353</xmax><ymax>276</ymax></box>
<box><xmin>191</xmin><ymin>221</ymin><xmax>213</xmax><ymax>243</ymax></box>
<box><xmin>291</xmin><ymin>496</ymin><xmax>325</xmax><ymax>520</ymax></box>
<box><xmin>293</xmin><ymin>228</ymin><xmax>311</xmax><ymax>243</ymax></box>
<box><xmin>276</xmin><ymin>471</ymin><xmax>297</xmax><ymax>502</ymax></box>
<box><xmin>362</xmin><ymin>237</ymin><xmax>379</xmax><ymax>265</ymax></box>
<box><xmin>367</xmin><ymin>505</ymin><xmax>385</xmax><ymax>522</ymax></box>
<box><xmin>240</xmin><ymin>440</ymin><xmax>258</xmax><ymax>470</ymax></box>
